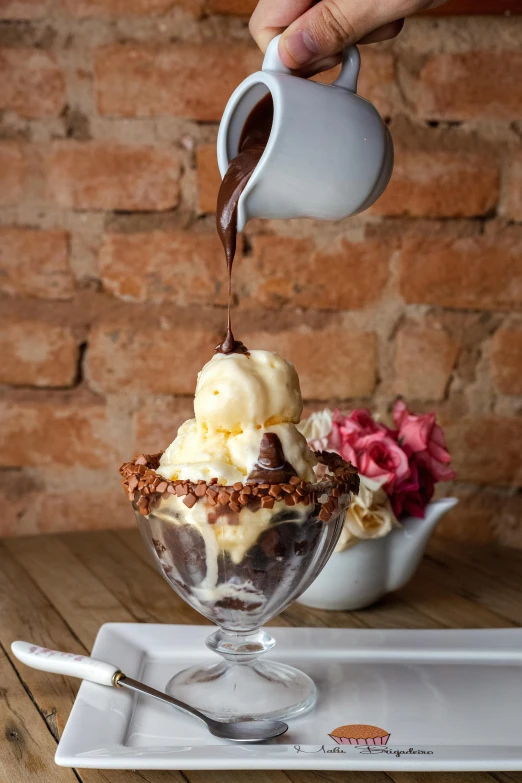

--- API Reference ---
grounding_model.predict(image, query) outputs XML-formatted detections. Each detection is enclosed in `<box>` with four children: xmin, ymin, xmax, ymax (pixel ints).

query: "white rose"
<box><xmin>335</xmin><ymin>475</ymin><xmax>399</xmax><ymax>552</ymax></box>
<box><xmin>297</xmin><ymin>409</ymin><xmax>333</xmax><ymax>452</ymax></box>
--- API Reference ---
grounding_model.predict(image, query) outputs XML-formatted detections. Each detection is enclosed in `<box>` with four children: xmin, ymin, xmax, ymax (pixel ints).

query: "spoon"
<box><xmin>11</xmin><ymin>641</ymin><xmax>288</xmax><ymax>743</ymax></box>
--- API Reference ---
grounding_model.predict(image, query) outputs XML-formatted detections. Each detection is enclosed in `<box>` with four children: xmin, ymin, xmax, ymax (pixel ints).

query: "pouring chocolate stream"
<box><xmin>215</xmin><ymin>92</ymin><xmax>274</xmax><ymax>355</ymax></box>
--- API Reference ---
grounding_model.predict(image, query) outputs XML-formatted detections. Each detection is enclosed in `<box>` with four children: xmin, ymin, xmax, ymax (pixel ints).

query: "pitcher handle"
<box><xmin>263</xmin><ymin>35</ymin><xmax>360</xmax><ymax>93</ymax></box>
<box><xmin>332</xmin><ymin>45</ymin><xmax>360</xmax><ymax>92</ymax></box>
<box><xmin>262</xmin><ymin>34</ymin><xmax>293</xmax><ymax>75</ymax></box>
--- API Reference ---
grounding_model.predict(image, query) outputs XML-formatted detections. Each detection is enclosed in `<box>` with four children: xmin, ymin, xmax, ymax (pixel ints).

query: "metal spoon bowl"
<box><xmin>208</xmin><ymin>718</ymin><xmax>288</xmax><ymax>743</ymax></box>
<box><xmin>119</xmin><ymin>675</ymin><xmax>288</xmax><ymax>742</ymax></box>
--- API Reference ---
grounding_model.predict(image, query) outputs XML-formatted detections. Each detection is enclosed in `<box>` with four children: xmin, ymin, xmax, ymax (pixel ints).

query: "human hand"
<box><xmin>249</xmin><ymin>0</ymin><xmax>448</xmax><ymax>76</ymax></box>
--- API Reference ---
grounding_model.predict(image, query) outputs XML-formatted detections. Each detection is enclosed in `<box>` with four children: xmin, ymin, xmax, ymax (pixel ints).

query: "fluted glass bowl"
<box><xmin>122</xmin><ymin>452</ymin><xmax>358</xmax><ymax>722</ymax></box>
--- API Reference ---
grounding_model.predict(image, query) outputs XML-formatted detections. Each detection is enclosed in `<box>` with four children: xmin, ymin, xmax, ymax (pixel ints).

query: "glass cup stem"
<box><xmin>205</xmin><ymin>627</ymin><xmax>276</xmax><ymax>663</ymax></box>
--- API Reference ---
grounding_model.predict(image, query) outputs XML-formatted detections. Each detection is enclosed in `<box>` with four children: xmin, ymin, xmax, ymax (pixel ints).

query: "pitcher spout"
<box><xmin>386</xmin><ymin>498</ymin><xmax>458</xmax><ymax>593</ymax></box>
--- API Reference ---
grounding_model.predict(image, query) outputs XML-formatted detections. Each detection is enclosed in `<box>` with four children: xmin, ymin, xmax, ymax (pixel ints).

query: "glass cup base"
<box><xmin>166</xmin><ymin>658</ymin><xmax>316</xmax><ymax>722</ymax></box>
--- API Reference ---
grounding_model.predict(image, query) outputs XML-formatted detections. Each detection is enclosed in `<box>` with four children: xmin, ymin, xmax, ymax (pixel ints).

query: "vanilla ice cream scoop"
<box><xmin>195</xmin><ymin>350</ymin><xmax>302</xmax><ymax>433</ymax></box>
<box><xmin>157</xmin><ymin>350</ymin><xmax>316</xmax><ymax>485</ymax></box>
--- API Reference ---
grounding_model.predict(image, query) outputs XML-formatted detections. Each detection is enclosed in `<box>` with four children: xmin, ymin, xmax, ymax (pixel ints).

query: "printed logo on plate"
<box><xmin>294</xmin><ymin>721</ymin><xmax>435</xmax><ymax>756</ymax></box>
<box><xmin>329</xmin><ymin>724</ymin><xmax>390</xmax><ymax>746</ymax></box>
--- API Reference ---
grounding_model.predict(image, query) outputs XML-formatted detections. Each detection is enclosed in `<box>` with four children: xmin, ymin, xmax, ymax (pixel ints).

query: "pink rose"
<box><xmin>337</xmin><ymin>408</ymin><xmax>388</xmax><ymax>440</ymax></box>
<box><xmin>327</xmin><ymin>411</ymin><xmax>344</xmax><ymax>455</ymax></box>
<box><xmin>316</xmin><ymin>404</ymin><xmax>454</xmax><ymax>520</ymax></box>
<box><xmin>357</xmin><ymin>433</ymin><xmax>411</xmax><ymax>493</ymax></box>
<box><xmin>393</xmin><ymin>400</ymin><xmax>455</xmax><ymax>483</ymax></box>
<box><xmin>391</xmin><ymin>457</ymin><xmax>435</xmax><ymax>519</ymax></box>
<box><xmin>329</xmin><ymin>409</ymin><xmax>390</xmax><ymax>465</ymax></box>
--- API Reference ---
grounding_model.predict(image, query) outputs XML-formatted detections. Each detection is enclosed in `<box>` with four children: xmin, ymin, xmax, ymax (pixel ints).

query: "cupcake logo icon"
<box><xmin>329</xmin><ymin>724</ymin><xmax>390</xmax><ymax>746</ymax></box>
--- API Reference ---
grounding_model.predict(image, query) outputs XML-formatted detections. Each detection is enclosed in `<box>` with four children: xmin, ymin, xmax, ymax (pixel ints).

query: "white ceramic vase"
<box><xmin>298</xmin><ymin>498</ymin><xmax>458</xmax><ymax>611</ymax></box>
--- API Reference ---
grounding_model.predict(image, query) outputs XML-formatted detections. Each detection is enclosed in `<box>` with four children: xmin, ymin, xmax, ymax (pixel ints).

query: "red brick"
<box><xmin>358</xmin><ymin>50</ymin><xmax>395</xmax><ymax>117</ymax></box>
<box><xmin>243</xmin><ymin>329</ymin><xmax>378</xmax><ymax>399</ymax></box>
<box><xmin>0</xmin><ymin>142</ymin><xmax>27</xmax><ymax>206</ymax></box>
<box><xmin>310</xmin><ymin>52</ymin><xmax>395</xmax><ymax>115</ymax></box>
<box><xmin>399</xmin><ymin>234</ymin><xmax>522</xmax><ymax>311</ymax></box>
<box><xmin>0</xmin><ymin>392</ymin><xmax>126</xmax><ymax>469</ymax></box>
<box><xmin>0</xmin><ymin>48</ymin><xmax>65</xmax><ymax>119</ymax></box>
<box><xmin>372</xmin><ymin>150</ymin><xmax>499</xmax><ymax>218</ymax></box>
<box><xmin>94</xmin><ymin>43</ymin><xmax>261</xmax><ymax>121</ymax></box>
<box><xmin>98</xmin><ymin>231</ymin><xmax>227</xmax><ymax>305</ymax></box>
<box><xmin>0</xmin><ymin>228</ymin><xmax>74</xmax><ymax>300</ymax></box>
<box><xmin>205</xmin><ymin>0</ymin><xmax>256</xmax><ymax>13</ymax></box>
<box><xmin>307</xmin><ymin>50</ymin><xmax>395</xmax><ymax>114</ymax></box>
<box><xmin>311</xmin><ymin>64</ymin><xmax>341</xmax><ymax>85</ymax></box>
<box><xmin>196</xmin><ymin>144</ymin><xmax>220</xmax><ymax>214</ymax></box>
<box><xmin>394</xmin><ymin>323</ymin><xmax>459</xmax><ymax>401</ymax></box>
<box><xmin>414</xmin><ymin>51</ymin><xmax>522</xmax><ymax>121</ymax></box>
<box><xmin>65</xmin><ymin>0</ymin><xmax>201</xmax><ymax>15</ymax></box>
<box><xmin>500</xmin><ymin>151</ymin><xmax>522</xmax><ymax>223</ymax></box>
<box><xmin>86</xmin><ymin>315</ymin><xmax>221</xmax><ymax>395</ymax></box>
<box><xmin>488</xmin><ymin>493</ymin><xmax>522</xmax><ymax>549</ymax></box>
<box><xmin>435</xmin><ymin>487</ymin><xmax>522</xmax><ymax>549</ymax></box>
<box><xmin>424</xmin><ymin>1</ymin><xmax>508</xmax><ymax>13</ymax></box>
<box><xmin>443</xmin><ymin>416</ymin><xmax>522</xmax><ymax>486</ymax></box>
<box><xmin>0</xmin><ymin>471</ymin><xmax>42</xmax><ymax>537</ymax></box>
<box><xmin>2</xmin><ymin>315</ymin><xmax>78</xmax><ymax>387</ymax></box>
<box><xmin>46</xmin><ymin>141</ymin><xmax>180</xmax><ymax>211</ymax></box>
<box><xmin>490</xmin><ymin>326</ymin><xmax>522</xmax><ymax>396</ymax></box>
<box><xmin>39</xmin><ymin>488</ymin><xmax>132</xmax><ymax>533</ymax></box>
<box><xmin>133</xmin><ymin>396</ymin><xmax>194</xmax><ymax>453</ymax></box>
<box><xmin>245</xmin><ymin>235</ymin><xmax>390</xmax><ymax>311</ymax></box>
<box><xmin>0</xmin><ymin>0</ymin><xmax>50</xmax><ymax>18</ymax></box>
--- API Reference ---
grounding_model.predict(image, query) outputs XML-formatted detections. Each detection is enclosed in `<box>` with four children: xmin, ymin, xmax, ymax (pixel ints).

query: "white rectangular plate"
<box><xmin>56</xmin><ymin>624</ymin><xmax>522</xmax><ymax>771</ymax></box>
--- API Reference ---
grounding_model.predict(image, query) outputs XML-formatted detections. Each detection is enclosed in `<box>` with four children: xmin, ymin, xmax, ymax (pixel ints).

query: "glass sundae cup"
<box><xmin>121</xmin><ymin>449</ymin><xmax>357</xmax><ymax>722</ymax></box>
<box><xmin>120</xmin><ymin>347</ymin><xmax>358</xmax><ymax>721</ymax></box>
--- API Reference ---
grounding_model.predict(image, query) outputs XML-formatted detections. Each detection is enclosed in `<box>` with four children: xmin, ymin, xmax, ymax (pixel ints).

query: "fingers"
<box><xmin>358</xmin><ymin>18</ymin><xmax>404</xmax><ymax>44</ymax></box>
<box><xmin>277</xmin><ymin>0</ymin><xmax>418</xmax><ymax>69</ymax></box>
<box><xmin>249</xmin><ymin>0</ymin><xmax>426</xmax><ymax>77</ymax></box>
<box><xmin>249</xmin><ymin>0</ymin><xmax>314</xmax><ymax>52</ymax></box>
<box><xmin>293</xmin><ymin>53</ymin><xmax>342</xmax><ymax>78</ymax></box>
<box><xmin>290</xmin><ymin>19</ymin><xmax>403</xmax><ymax>78</ymax></box>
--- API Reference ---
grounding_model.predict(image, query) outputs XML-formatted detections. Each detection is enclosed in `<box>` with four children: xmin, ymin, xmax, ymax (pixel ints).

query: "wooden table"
<box><xmin>1</xmin><ymin>530</ymin><xmax>522</xmax><ymax>783</ymax></box>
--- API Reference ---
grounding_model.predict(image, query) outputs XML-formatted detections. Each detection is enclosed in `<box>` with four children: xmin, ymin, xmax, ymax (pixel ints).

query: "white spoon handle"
<box><xmin>11</xmin><ymin>641</ymin><xmax>120</xmax><ymax>686</ymax></box>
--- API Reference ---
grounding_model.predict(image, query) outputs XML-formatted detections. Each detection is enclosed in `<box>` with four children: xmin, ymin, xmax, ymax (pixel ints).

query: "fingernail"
<box><xmin>282</xmin><ymin>30</ymin><xmax>320</xmax><ymax>66</ymax></box>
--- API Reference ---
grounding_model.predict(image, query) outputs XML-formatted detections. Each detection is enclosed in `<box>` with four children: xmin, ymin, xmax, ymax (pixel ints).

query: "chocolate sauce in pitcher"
<box><xmin>215</xmin><ymin>92</ymin><xmax>274</xmax><ymax>355</ymax></box>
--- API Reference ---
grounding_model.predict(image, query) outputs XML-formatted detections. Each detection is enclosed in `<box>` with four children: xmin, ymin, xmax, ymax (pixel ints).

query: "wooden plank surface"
<box><xmin>63</xmin><ymin>530</ymin><xmax>206</xmax><ymax>627</ymax></box>
<box><xmin>1</xmin><ymin>530</ymin><xmax>521</xmax><ymax>783</ymax></box>
<box><xmin>424</xmin><ymin>547</ymin><xmax>522</xmax><ymax>625</ymax></box>
<box><xmin>0</xmin><ymin>645</ymin><xmax>77</xmax><ymax>783</ymax></box>
<box><xmin>396</xmin><ymin>558</ymin><xmax>515</xmax><ymax>629</ymax></box>
<box><xmin>0</xmin><ymin>544</ymin><xmax>84</xmax><ymax>740</ymax></box>
<box><xmin>5</xmin><ymin>535</ymin><xmax>134</xmax><ymax>649</ymax></box>
<box><xmin>0</xmin><ymin>542</ymin><xmax>189</xmax><ymax>783</ymax></box>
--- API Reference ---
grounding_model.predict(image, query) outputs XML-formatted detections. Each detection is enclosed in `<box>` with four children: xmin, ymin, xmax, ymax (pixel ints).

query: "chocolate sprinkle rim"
<box><xmin>119</xmin><ymin>450</ymin><xmax>359</xmax><ymax>522</ymax></box>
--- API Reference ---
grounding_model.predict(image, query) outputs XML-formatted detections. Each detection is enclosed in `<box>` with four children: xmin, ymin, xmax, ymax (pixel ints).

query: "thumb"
<box><xmin>278</xmin><ymin>0</ymin><xmax>396</xmax><ymax>69</ymax></box>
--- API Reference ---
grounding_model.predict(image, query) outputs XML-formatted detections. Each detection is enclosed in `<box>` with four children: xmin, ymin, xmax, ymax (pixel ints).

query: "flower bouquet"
<box><xmin>297</xmin><ymin>401</ymin><xmax>458</xmax><ymax>610</ymax></box>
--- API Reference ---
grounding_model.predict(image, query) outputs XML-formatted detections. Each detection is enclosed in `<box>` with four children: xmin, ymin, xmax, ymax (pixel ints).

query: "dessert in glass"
<box><xmin>120</xmin><ymin>348</ymin><xmax>359</xmax><ymax>722</ymax></box>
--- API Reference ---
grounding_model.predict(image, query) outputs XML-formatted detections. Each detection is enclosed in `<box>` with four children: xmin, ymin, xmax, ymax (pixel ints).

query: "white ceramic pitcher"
<box><xmin>217</xmin><ymin>34</ymin><xmax>393</xmax><ymax>231</ymax></box>
<box><xmin>298</xmin><ymin>498</ymin><xmax>458</xmax><ymax>611</ymax></box>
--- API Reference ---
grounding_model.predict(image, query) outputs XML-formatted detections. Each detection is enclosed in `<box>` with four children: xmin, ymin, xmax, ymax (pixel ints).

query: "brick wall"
<box><xmin>1</xmin><ymin>2</ymin><xmax>521</xmax><ymax>546</ymax></box>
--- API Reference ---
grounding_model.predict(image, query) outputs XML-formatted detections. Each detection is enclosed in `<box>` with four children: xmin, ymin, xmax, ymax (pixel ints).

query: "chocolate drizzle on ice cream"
<box><xmin>247</xmin><ymin>432</ymin><xmax>299</xmax><ymax>485</ymax></box>
<box><xmin>215</xmin><ymin>328</ymin><xmax>248</xmax><ymax>356</ymax></box>
<box><xmin>215</xmin><ymin>93</ymin><xmax>274</xmax><ymax>354</ymax></box>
